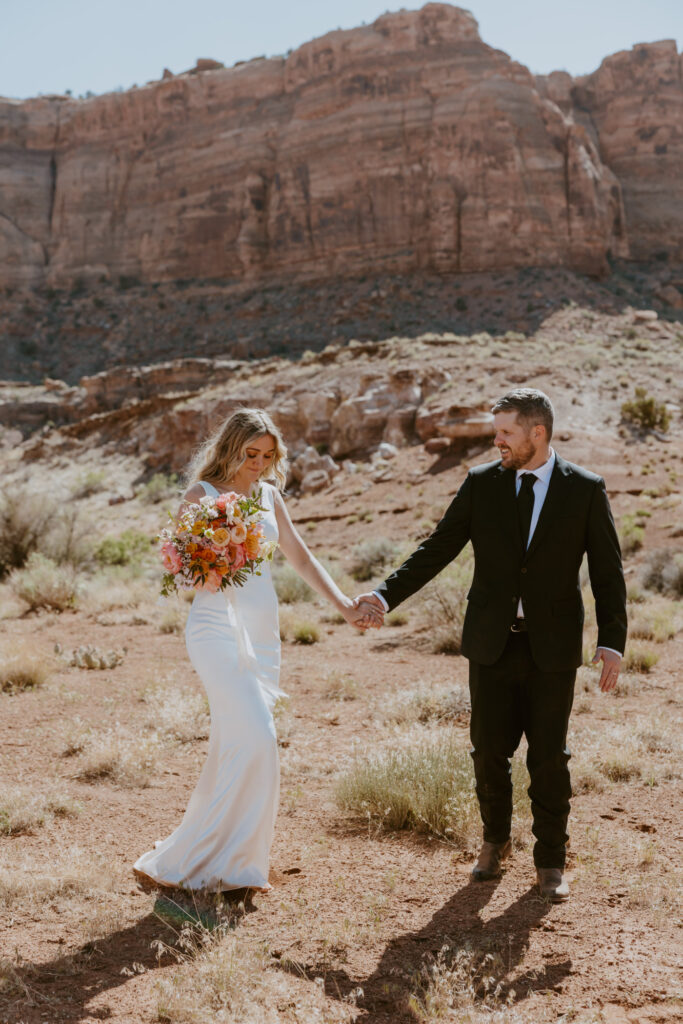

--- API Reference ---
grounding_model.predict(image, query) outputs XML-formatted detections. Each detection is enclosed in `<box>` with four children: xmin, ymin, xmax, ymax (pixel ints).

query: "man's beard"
<box><xmin>500</xmin><ymin>437</ymin><xmax>537</xmax><ymax>469</ymax></box>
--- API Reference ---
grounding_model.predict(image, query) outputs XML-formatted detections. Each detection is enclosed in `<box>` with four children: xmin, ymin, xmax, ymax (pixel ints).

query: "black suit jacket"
<box><xmin>376</xmin><ymin>454</ymin><xmax>627</xmax><ymax>672</ymax></box>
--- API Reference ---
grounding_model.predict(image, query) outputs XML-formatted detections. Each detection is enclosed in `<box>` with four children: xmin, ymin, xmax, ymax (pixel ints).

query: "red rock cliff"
<box><xmin>0</xmin><ymin>3</ymin><xmax>679</xmax><ymax>289</ymax></box>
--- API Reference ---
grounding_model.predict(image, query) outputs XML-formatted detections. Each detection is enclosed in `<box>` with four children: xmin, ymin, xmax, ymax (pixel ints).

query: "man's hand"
<box><xmin>352</xmin><ymin>592</ymin><xmax>386</xmax><ymax>630</ymax></box>
<box><xmin>591</xmin><ymin>647</ymin><xmax>622</xmax><ymax>693</ymax></box>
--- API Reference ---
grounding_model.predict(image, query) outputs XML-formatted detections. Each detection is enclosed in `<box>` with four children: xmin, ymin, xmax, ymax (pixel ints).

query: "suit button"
<box><xmin>521</xmin><ymin>568</ymin><xmax>527</xmax><ymax>574</ymax></box>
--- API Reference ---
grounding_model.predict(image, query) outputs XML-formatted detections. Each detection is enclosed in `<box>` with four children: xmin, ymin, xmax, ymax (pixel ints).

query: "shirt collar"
<box><xmin>516</xmin><ymin>447</ymin><xmax>555</xmax><ymax>486</ymax></box>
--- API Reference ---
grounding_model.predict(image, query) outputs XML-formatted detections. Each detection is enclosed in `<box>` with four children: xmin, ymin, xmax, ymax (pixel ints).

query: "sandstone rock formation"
<box><xmin>3</xmin><ymin>3</ymin><xmax>680</xmax><ymax>294</ymax></box>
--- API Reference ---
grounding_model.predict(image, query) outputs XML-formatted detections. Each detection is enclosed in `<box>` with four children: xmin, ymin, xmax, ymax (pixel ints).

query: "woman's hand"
<box><xmin>340</xmin><ymin>597</ymin><xmax>384</xmax><ymax>630</ymax></box>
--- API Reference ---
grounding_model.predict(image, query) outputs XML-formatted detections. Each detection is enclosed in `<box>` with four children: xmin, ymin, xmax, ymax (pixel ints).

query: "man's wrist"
<box><xmin>371</xmin><ymin>591</ymin><xmax>389</xmax><ymax>612</ymax></box>
<box><xmin>598</xmin><ymin>646</ymin><xmax>622</xmax><ymax>658</ymax></box>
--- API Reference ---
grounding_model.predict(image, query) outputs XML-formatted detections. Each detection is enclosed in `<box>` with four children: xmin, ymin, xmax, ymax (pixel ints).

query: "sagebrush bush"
<box><xmin>272</xmin><ymin>561</ymin><xmax>314</xmax><ymax>603</ymax></box>
<box><xmin>10</xmin><ymin>553</ymin><xmax>78</xmax><ymax>611</ymax></box>
<box><xmin>416</xmin><ymin>552</ymin><xmax>473</xmax><ymax>654</ymax></box>
<box><xmin>640</xmin><ymin>548</ymin><xmax>683</xmax><ymax>597</ymax></box>
<box><xmin>349</xmin><ymin>536</ymin><xmax>398</xmax><ymax>581</ymax></box>
<box><xmin>621</xmin><ymin>387</ymin><xmax>670</xmax><ymax>432</ymax></box>
<box><xmin>0</xmin><ymin>488</ymin><xmax>90</xmax><ymax>577</ymax></box>
<box><xmin>292</xmin><ymin>619</ymin><xmax>319</xmax><ymax>644</ymax></box>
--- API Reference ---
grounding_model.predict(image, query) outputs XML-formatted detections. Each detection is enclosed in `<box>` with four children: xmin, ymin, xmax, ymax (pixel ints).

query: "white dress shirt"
<box><xmin>372</xmin><ymin>446</ymin><xmax>620</xmax><ymax>657</ymax></box>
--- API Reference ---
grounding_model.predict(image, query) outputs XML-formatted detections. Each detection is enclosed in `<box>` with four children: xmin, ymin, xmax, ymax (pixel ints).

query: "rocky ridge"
<box><xmin>1</xmin><ymin>3</ymin><xmax>681</xmax><ymax>292</ymax></box>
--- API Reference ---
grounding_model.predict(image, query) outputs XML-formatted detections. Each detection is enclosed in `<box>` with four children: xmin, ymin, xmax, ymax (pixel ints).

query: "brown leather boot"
<box><xmin>471</xmin><ymin>839</ymin><xmax>512</xmax><ymax>881</ymax></box>
<box><xmin>536</xmin><ymin>868</ymin><xmax>569</xmax><ymax>902</ymax></box>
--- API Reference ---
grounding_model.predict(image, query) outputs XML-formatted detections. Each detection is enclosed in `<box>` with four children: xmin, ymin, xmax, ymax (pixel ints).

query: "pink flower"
<box><xmin>228</xmin><ymin>544</ymin><xmax>247</xmax><ymax>571</ymax></box>
<box><xmin>216</xmin><ymin>491</ymin><xmax>239</xmax><ymax>512</ymax></box>
<box><xmin>161</xmin><ymin>541</ymin><xmax>182</xmax><ymax>574</ymax></box>
<box><xmin>203</xmin><ymin>569</ymin><xmax>223</xmax><ymax>593</ymax></box>
<box><xmin>230</xmin><ymin>522</ymin><xmax>247</xmax><ymax>544</ymax></box>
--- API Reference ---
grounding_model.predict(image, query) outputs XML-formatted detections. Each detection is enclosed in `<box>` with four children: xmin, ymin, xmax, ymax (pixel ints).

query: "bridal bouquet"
<box><xmin>159</xmin><ymin>489</ymin><xmax>276</xmax><ymax>596</ymax></box>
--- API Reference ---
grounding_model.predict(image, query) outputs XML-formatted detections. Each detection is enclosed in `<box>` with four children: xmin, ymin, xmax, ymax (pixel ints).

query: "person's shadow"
<box><xmin>279</xmin><ymin>874</ymin><xmax>569</xmax><ymax>1023</ymax></box>
<box><xmin>0</xmin><ymin>893</ymin><xmax>253</xmax><ymax>1024</ymax></box>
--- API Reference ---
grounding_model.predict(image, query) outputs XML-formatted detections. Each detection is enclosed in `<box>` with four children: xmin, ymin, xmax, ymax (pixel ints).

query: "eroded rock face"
<box><xmin>572</xmin><ymin>41</ymin><xmax>683</xmax><ymax>263</ymax></box>
<box><xmin>4</xmin><ymin>3</ymin><xmax>677</xmax><ymax>291</ymax></box>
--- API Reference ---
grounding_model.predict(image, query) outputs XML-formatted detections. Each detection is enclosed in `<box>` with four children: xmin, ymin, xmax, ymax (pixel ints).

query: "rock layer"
<box><xmin>0</xmin><ymin>3</ymin><xmax>681</xmax><ymax>290</ymax></box>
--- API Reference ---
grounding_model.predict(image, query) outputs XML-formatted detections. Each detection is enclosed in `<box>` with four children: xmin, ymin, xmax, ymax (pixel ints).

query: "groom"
<box><xmin>357</xmin><ymin>389</ymin><xmax>627</xmax><ymax>901</ymax></box>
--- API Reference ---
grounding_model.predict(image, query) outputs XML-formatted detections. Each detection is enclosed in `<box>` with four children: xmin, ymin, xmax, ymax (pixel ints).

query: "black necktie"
<box><xmin>517</xmin><ymin>473</ymin><xmax>537</xmax><ymax>549</ymax></box>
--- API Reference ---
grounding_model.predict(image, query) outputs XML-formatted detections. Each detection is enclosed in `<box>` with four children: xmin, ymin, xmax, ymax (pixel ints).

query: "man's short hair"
<box><xmin>491</xmin><ymin>389</ymin><xmax>554</xmax><ymax>441</ymax></box>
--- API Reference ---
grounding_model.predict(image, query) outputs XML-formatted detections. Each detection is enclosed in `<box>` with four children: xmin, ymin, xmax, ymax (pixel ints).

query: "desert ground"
<box><xmin>1</xmin><ymin>299</ymin><xmax>682</xmax><ymax>1024</ymax></box>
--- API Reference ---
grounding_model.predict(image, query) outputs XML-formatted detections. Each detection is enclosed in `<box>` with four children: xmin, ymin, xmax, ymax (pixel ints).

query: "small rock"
<box><xmin>424</xmin><ymin>437</ymin><xmax>451</xmax><ymax>454</ymax></box>
<box><xmin>377</xmin><ymin>442</ymin><xmax>398</xmax><ymax>460</ymax></box>
<box><xmin>632</xmin><ymin>309</ymin><xmax>658</xmax><ymax>322</ymax></box>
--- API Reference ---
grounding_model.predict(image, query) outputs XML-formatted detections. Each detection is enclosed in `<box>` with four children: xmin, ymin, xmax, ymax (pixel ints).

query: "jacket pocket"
<box><xmin>467</xmin><ymin>586</ymin><xmax>488</xmax><ymax>609</ymax></box>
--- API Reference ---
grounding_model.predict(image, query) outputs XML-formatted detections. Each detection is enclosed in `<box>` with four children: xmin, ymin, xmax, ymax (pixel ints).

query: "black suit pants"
<box><xmin>468</xmin><ymin>631</ymin><xmax>576</xmax><ymax>869</ymax></box>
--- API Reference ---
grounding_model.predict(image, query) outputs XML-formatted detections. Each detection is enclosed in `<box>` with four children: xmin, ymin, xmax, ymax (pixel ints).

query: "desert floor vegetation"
<box><xmin>1</xmin><ymin>328</ymin><xmax>682</xmax><ymax>1023</ymax></box>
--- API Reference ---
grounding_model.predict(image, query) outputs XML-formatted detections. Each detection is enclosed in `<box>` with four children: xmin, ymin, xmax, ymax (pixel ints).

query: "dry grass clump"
<box><xmin>67</xmin><ymin>724</ymin><xmax>163</xmax><ymax>787</ymax></box>
<box><xmin>336</xmin><ymin>734</ymin><xmax>529</xmax><ymax>846</ymax></box>
<box><xmin>288</xmin><ymin>618</ymin><xmax>320</xmax><ymax>644</ymax></box>
<box><xmin>408</xmin><ymin>944</ymin><xmax>523</xmax><ymax>1024</ymax></box>
<box><xmin>0</xmin><ymin>642</ymin><xmax>54</xmax><ymax>693</ymax></box>
<box><xmin>349</xmin><ymin>536</ymin><xmax>398</xmax><ymax>582</ymax></box>
<box><xmin>322</xmin><ymin>669</ymin><xmax>358</xmax><ymax>701</ymax></box>
<box><xmin>622</xmin><ymin>642</ymin><xmax>660</xmax><ymax>673</ymax></box>
<box><xmin>10</xmin><ymin>552</ymin><xmax>78</xmax><ymax>611</ymax></box>
<box><xmin>142</xmin><ymin>685</ymin><xmax>210</xmax><ymax>744</ymax></box>
<box><xmin>0</xmin><ymin>843</ymin><xmax>120</xmax><ymax>909</ymax></box>
<box><xmin>273</xmin><ymin>696</ymin><xmax>296</xmax><ymax>748</ymax></box>
<box><xmin>628</xmin><ymin>600</ymin><xmax>676</xmax><ymax>642</ymax></box>
<box><xmin>155</xmin><ymin>922</ymin><xmax>351</xmax><ymax>1024</ymax></box>
<box><xmin>0</xmin><ymin>784</ymin><xmax>80</xmax><ymax>835</ymax></box>
<box><xmin>387</xmin><ymin>682</ymin><xmax>470</xmax><ymax>726</ymax></box>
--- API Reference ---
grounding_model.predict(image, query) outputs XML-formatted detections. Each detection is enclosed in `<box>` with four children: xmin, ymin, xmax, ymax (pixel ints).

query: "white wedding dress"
<box><xmin>134</xmin><ymin>480</ymin><xmax>284</xmax><ymax>892</ymax></box>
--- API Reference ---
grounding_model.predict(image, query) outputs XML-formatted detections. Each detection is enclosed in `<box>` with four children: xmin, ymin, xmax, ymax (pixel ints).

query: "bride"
<box><xmin>133</xmin><ymin>408</ymin><xmax>377</xmax><ymax>893</ymax></box>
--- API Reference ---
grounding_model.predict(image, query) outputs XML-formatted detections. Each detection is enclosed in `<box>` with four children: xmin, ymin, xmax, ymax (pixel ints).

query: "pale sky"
<box><xmin>1</xmin><ymin>0</ymin><xmax>681</xmax><ymax>100</ymax></box>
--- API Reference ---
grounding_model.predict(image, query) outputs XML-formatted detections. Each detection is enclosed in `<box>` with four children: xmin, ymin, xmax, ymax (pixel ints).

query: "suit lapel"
<box><xmin>524</xmin><ymin>455</ymin><xmax>572</xmax><ymax>561</ymax></box>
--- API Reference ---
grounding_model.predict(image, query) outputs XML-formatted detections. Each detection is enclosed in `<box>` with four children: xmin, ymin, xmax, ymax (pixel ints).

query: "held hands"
<box><xmin>592</xmin><ymin>647</ymin><xmax>622</xmax><ymax>693</ymax></box>
<box><xmin>349</xmin><ymin>592</ymin><xmax>386</xmax><ymax>630</ymax></box>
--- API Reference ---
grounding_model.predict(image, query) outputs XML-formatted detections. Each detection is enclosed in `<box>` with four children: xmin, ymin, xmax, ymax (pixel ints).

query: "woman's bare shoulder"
<box><xmin>183</xmin><ymin>482</ymin><xmax>207</xmax><ymax>503</ymax></box>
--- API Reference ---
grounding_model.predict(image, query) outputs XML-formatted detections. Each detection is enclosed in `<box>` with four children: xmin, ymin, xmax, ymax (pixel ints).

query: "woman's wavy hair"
<box><xmin>185</xmin><ymin>408</ymin><xmax>288</xmax><ymax>492</ymax></box>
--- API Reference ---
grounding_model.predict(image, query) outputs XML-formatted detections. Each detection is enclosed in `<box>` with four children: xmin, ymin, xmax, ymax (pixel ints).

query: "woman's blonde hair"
<box><xmin>185</xmin><ymin>408</ymin><xmax>288</xmax><ymax>491</ymax></box>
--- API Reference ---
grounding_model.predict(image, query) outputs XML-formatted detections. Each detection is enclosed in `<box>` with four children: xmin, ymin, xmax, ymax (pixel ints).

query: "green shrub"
<box><xmin>71</xmin><ymin>470</ymin><xmax>106</xmax><ymax>499</ymax></box>
<box><xmin>137</xmin><ymin>472</ymin><xmax>179</xmax><ymax>505</ymax></box>
<box><xmin>621</xmin><ymin>387</ymin><xmax>670</xmax><ymax>432</ymax></box>
<box><xmin>95</xmin><ymin>530</ymin><xmax>152</xmax><ymax>566</ymax></box>
<box><xmin>619</xmin><ymin>513</ymin><xmax>645</xmax><ymax>555</ymax></box>
<box><xmin>10</xmin><ymin>553</ymin><xmax>78</xmax><ymax>611</ymax></box>
<box><xmin>349</xmin><ymin>537</ymin><xmax>398</xmax><ymax>582</ymax></box>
